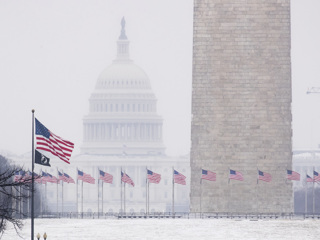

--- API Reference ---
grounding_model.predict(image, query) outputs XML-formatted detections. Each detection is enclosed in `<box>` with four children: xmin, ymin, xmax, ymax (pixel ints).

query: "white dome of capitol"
<box><xmin>95</xmin><ymin>61</ymin><xmax>151</xmax><ymax>90</ymax></box>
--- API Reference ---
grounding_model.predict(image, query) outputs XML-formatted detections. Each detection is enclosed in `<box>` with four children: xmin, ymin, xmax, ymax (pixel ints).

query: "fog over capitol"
<box><xmin>0</xmin><ymin>0</ymin><xmax>319</xmax><ymax>157</ymax></box>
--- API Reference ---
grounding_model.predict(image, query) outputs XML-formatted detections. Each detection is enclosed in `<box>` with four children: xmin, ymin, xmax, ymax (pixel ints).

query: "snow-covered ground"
<box><xmin>3</xmin><ymin>218</ymin><xmax>320</xmax><ymax>240</ymax></box>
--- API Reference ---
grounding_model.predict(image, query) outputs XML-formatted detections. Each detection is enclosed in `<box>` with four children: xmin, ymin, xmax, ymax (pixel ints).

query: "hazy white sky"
<box><xmin>0</xmin><ymin>0</ymin><xmax>319</xmax><ymax>157</ymax></box>
<box><xmin>291</xmin><ymin>0</ymin><xmax>320</xmax><ymax>150</ymax></box>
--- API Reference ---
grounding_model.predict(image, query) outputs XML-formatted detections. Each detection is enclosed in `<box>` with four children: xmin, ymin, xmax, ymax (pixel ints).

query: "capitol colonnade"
<box><xmin>83</xmin><ymin>122</ymin><xmax>162</xmax><ymax>142</ymax></box>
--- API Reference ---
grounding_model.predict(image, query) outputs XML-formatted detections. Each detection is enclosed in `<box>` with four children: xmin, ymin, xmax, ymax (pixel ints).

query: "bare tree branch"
<box><xmin>0</xmin><ymin>154</ymin><xmax>41</xmax><ymax>237</ymax></box>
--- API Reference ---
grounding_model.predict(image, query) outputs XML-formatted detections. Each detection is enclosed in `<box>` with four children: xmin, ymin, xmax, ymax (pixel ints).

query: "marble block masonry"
<box><xmin>190</xmin><ymin>0</ymin><xmax>292</xmax><ymax>213</ymax></box>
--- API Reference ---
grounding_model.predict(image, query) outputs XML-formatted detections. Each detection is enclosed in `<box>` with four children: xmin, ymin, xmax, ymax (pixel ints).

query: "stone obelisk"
<box><xmin>190</xmin><ymin>0</ymin><xmax>292</xmax><ymax>213</ymax></box>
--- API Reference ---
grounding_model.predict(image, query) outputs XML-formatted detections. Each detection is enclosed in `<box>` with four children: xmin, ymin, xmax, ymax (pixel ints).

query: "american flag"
<box><xmin>78</xmin><ymin>170</ymin><xmax>95</xmax><ymax>184</ymax></box>
<box><xmin>41</xmin><ymin>172</ymin><xmax>49</xmax><ymax>183</ymax></box>
<box><xmin>22</xmin><ymin>171</ymin><xmax>33</xmax><ymax>182</ymax></box>
<box><xmin>121</xmin><ymin>172</ymin><xmax>134</xmax><ymax>187</ymax></box>
<box><xmin>14</xmin><ymin>170</ymin><xmax>25</xmax><ymax>182</ymax></box>
<box><xmin>63</xmin><ymin>173</ymin><xmax>75</xmax><ymax>184</ymax></box>
<box><xmin>201</xmin><ymin>169</ymin><xmax>216</xmax><ymax>181</ymax></box>
<box><xmin>35</xmin><ymin>118</ymin><xmax>74</xmax><ymax>164</ymax></box>
<box><xmin>58</xmin><ymin>171</ymin><xmax>65</xmax><ymax>182</ymax></box>
<box><xmin>229</xmin><ymin>169</ymin><xmax>244</xmax><ymax>181</ymax></box>
<box><xmin>258</xmin><ymin>170</ymin><xmax>272</xmax><ymax>182</ymax></box>
<box><xmin>46</xmin><ymin>172</ymin><xmax>58</xmax><ymax>183</ymax></box>
<box><xmin>174</xmin><ymin>170</ymin><xmax>186</xmax><ymax>185</ymax></box>
<box><xmin>34</xmin><ymin>172</ymin><xmax>46</xmax><ymax>184</ymax></box>
<box><xmin>32</xmin><ymin>172</ymin><xmax>43</xmax><ymax>184</ymax></box>
<box><xmin>314</xmin><ymin>171</ymin><xmax>320</xmax><ymax>182</ymax></box>
<box><xmin>19</xmin><ymin>170</ymin><xmax>39</xmax><ymax>183</ymax></box>
<box><xmin>99</xmin><ymin>170</ymin><xmax>113</xmax><ymax>184</ymax></box>
<box><xmin>307</xmin><ymin>174</ymin><xmax>314</xmax><ymax>183</ymax></box>
<box><xmin>287</xmin><ymin>170</ymin><xmax>300</xmax><ymax>181</ymax></box>
<box><xmin>147</xmin><ymin>169</ymin><xmax>161</xmax><ymax>184</ymax></box>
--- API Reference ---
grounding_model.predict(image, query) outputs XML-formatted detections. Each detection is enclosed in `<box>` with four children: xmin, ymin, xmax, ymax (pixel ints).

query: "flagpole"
<box><xmin>120</xmin><ymin>167</ymin><xmax>122</xmax><ymax>216</ymax></box>
<box><xmin>13</xmin><ymin>186</ymin><xmax>16</xmax><ymax>218</ymax></box>
<box><xmin>31</xmin><ymin>109</ymin><xmax>35</xmax><ymax>240</ymax></box>
<box><xmin>172</xmin><ymin>167</ymin><xmax>174</xmax><ymax>216</ymax></box>
<box><xmin>45</xmin><ymin>177</ymin><xmax>47</xmax><ymax>214</ymax></box>
<box><xmin>76</xmin><ymin>168</ymin><xmax>78</xmax><ymax>216</ymax></box>
<box><xmin>98</xmin><ymin>168</ymin><xmax>99</xmax><ymax>218</ymax></box>
<box><xmin>200</xmin><ymin>168</ymin><xmax>202</xmax><ymax>218</ymax></box>
<box><xmin>20</xmin><ymin>185</ymin><xmax>22</xmax><ymax>218</ymax></box>
<box><xmin>57</xmin><ymin>168</ymin><xmax>59</xmax><ymax>215</ymax></box>
<box><xmin>305</xmin><ymin>174</ymin><xmax>308</xmax><ymax>215</ymax></box>
<box><xmin>148</xmin><ymin>177</ymin><xmax>150</xmax><ymax>216</ymax></box>
<box><xmin>82</xmin><ymin>179</ymin><xmax>83</xmax><ymax>219</ymax></box>
<box><xmin>228</xmin><ymin>167</ymin><xmax>230</xmax><ymax>213</ymax></box>
<box><xmin>124</xmin><ymin>174</ymin><xmax>126</xmax><ymax>215</ymax></box>
<box><xmin>26</xmin><ymin>175</ymin><xmax>31</xmax><ymax>216</ymax></box>
<box><xmin>62</xmin><ymin>172</ymin><xmax>64</xmax><ymax>216</ymax></box>
<box><xmin>147</xmin><ymin>179</ymin><xmax>149</xmax><ymax>216</ymax></box>
<box><xmin>146</xmin><ymin>167</ymin><xmax>148</xmax><ymax>217</ymax></box>
<box><xmin>27</xmin><ymin>186</ymin><xmax>30</xmax><ymax>217</ymax></box>
<box><xmin>102</xmin><ymin>177</ymin><xmax>104</xmax><ymax>215</ymax></box>
<box><xmin>40</xmin><ymin>172</ymin><xmax>43</xmax><ymax>216</ymax></box>
<box><xmin>256</xmin><ymin>167</ymin><xmax>259</xmax><ymax>214</ymax></box>
<box><xmin>256</xmin><ymin>167</ymin><xmax>260</xmax><ymax>214</ymax></box>
<box><xmin>313</xmin><ymin>167</ymin><xmax>315</xmax><ymax>215</ymax></box>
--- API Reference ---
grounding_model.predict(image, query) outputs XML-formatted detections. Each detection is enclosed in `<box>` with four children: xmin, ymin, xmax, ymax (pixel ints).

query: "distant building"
<box><xmin>292</xmin><ymin>150</ymin><xmax>320</xmax><ymax>214</ymax></box>
<box><xmin>81</xmin><ymin>17</ymin><xmax>165</xmax><ymax>156</ymax></box>
<box><xmin>49</xmin><ymin>18</ymin><xmax>189</xmax><ymax>214</ymax></box>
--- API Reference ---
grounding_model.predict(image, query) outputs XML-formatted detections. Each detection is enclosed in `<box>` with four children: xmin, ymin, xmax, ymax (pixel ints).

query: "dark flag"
<box><xmin>35</xmin><ymin>150</ymin><xmax>51</xmax><ymax>167</ymax></box>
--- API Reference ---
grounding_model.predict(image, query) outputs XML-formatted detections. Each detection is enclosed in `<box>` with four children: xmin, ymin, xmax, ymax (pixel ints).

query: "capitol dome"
<box><xmin>96</xmin><ymin>63</ymin><xmax>151</xmax><ymax>90</ymax></box>
<box><xmin>81</xmin><ymin>18</ymin><xmax>165</xmax><ymax>156</ymax></box>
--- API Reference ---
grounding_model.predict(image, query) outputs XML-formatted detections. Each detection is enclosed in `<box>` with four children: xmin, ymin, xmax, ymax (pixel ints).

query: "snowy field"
<box><xmin>3</xmin><ymin>218</ymin><xmax>320</xmax><ymax>240</ymax></box>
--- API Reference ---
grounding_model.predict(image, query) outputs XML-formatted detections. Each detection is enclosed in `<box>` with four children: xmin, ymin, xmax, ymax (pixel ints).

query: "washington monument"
<box><xmin>190</xmin><ymin>0</ymin><xmax>292</xmax><ymax>213</ymax></box>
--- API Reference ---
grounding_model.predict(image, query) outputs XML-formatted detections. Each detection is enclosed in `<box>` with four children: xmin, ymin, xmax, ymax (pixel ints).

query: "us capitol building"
<box><xmin>81</xmin><ymin>18</ymin><xmax>165</xmax><ymax>156</ymax></box>
<box><xmin>44</xmin><ymin>19</ymin><xmax>189</xmax><ymax>214</ymax></box>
